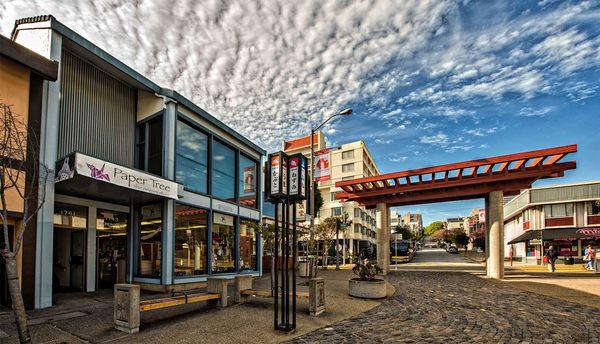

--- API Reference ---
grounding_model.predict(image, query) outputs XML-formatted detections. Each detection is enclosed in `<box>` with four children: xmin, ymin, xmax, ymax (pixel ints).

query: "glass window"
<box><xmin>136</xmin><ymin>124</ymin><xmax>146</xmax><ymax>171</ymax></box>
<box><xmin>342</xmin><ymin>163</ymin><xmax>354</xmax><ymax>172</ymax></box>
<box><xmin>354</xmin><ymin>224</ymin><xmax>360</xmax><ymax>233</ymax></box>
<box><xmin>54</xmin><ymin>203</ymin><xmax>87</xmax><ymax>229</ymax></box>
<box><xmin>212</xmin><ymin>212</ymin><xmax>235</xmax><ymax>273</ymax></box>
<box><xmin>342</xmin><ymin>176</ymin><xmax>354</xmax><ymax>181</ymax></box>
<box><xmin>239</xmin><ymin>220</ymin><xmax>258</xmax><ymax>271</ymax></box>
<box><xmin>239</xmin><ymin>155</ymin><xmax>257</xmax><ymax>209</ymax></box>
<box><xmin>341</xmin><ymin>150</ymin><xmax>354</xmax><ymax>160</ymax></box>
<box><xmin>544</xmin><ymin>203</ymin><xmax>573</xmax><ymax>218</ymax></box>
<box><xmin>138</xmin><ymin>204</ymin><xmax>162</xmax><ymax>277</ymax></box>
<box><xmin>212</xmin><ymin>141</ymin><xmax>236</xmax><ymax>202</ymax></box>
<box><xmin>176</xmin><ymin>120</ymin><xmax>208</xmax><ymax>193</ymax></box>
<box><xmin>147</xmin><ymin>118</ymin><xmax>163</xmax><ymax>175</ymax></box>
<box><xmin>330</xmin><ymin>192</ymin><xmax>340</xmax><ymax>201</ymax></box>
<box><xmin>332</xmin><ymin>207</ymin><xmax>342</xmax><ymax>217</ymax></box>
<box><xmin>588</xmin><ymin>201</ymin><xmax>600</xmax><ymax>215</ymax></box>
<box><xmin>174</xmin><ymin>204</ymin><xmax>208</xmax><ymax>276</ymax></box>
<box><xmin>354</xmin><ymin>208</ymin><xmax>360</xmax><ymax>217</ymax></box>
<box><xmin>97</xmin><ymin>209</ymin><xmax>128</xmax><ymax>288</ymax></box>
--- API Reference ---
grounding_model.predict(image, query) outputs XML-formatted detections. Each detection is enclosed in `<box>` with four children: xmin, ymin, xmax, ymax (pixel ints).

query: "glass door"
<box><xmin>96</xmin><ymin>209</ymin><xmax>128</xmax><ymax>289</ymax></box>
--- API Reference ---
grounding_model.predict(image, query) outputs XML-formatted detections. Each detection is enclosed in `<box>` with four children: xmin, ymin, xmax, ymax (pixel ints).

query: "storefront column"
<box><xmin>484</xmin><ymin>196</ymin><xmax>490</xmax><ymax>275</ymax></box>
<box><xmin>161</xmin><ymin>99</ymin><xmax>177</xmax><ymax>285</ymax></box>
<box><xmin>375</xmin><ymin>203</ymin><xmax>390</xmax><ymax>275</ymax></box>
<box><xmin>32</xmin><ymin>31</ymin><xmax>63</xmax><ymax>309</ymax></box>
<box><xmin>86</xmin><ymin>207</ymin><xmax>97</xmax><ymax>292</ymax></box>
<box><xmin>487</xmin><ymin>190</ymin><xmax>504</xmax><ymax>279</ymax></box>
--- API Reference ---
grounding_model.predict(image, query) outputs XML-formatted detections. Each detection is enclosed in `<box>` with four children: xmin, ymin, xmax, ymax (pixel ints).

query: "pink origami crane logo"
<box><xmin>87</xmin><ymin>163</ymin><xmax>110</xmax><ymax>181</ymax></box>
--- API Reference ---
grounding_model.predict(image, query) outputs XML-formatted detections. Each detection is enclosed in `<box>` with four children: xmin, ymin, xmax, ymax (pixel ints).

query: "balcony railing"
<box><xmin>523</xmin><ymin>220</ymin><xmax>530</xmax><ymax>230</ymax></box>
<box><xmin>588</xmin><ymin>215</ymin><xmax>600</xmax><ymax>225</ymax></box>
<box><xmin>545</xmin><ymin>216</ymin><xmax>574</xmax><ymax>227</ymax></box>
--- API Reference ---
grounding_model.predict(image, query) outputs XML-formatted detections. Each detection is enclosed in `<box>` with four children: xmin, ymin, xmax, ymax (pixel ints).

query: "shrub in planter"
<box><xmin>348</xmin><ymin>257</ymin><xmax>386</xmax><ymax>299</ymax></box>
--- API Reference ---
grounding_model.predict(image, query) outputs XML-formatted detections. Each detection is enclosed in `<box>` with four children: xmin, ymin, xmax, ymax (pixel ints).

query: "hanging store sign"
<box><xmin>314</xmin><ymin>149</ymin><xmax>331</xmax><ymax>182</ymax></box>
<box><xmin>288</xmin><ymin>154</ymin><xmax>308</xmax><ymax>201</ymax></box>
<box><xmin>55</xmin><ymin>152</ymin><xmax>179</xmax><ymax>200</ymax></box>
<box><xmin>267</xmin><ymin>151</ymin><xmax>289</xmax><ymax>200</ymax></box>
<box><xmin>243</xmin><ymin>166</ymin><xmax>256</xmax><ymax>194</ymax></box>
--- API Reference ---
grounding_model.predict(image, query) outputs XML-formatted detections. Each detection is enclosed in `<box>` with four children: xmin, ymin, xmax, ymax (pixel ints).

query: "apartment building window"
<box><xmin>341</xmin><ymin>150</ymin><xmax>354</xmax><ymax>160</ymax></box>
<box><xmin>342</xmin><ymin>176</ymin><xmax>354</xmax><ymax>181</ymax></box>
<box><xmin>354</xmin><ymin>224</ymin><xmax>360</xmax><ymax>233</ymax></box>
<box><xmin>332</xmin><ymin>207</ymin><xmax>342</xmax><ymax>217</ymax></box>
<box><xmin>544</xmin><ymin>203</ymin><xmax>573</xmax><ymax>218</ymax></box>
<box><xmin>354</xmin><ymin>208</ymin><xmax>360</xmax><ymax>217</ymax></box>
<box><xmin>330</xmin><ymin>192</ymin><xmax>340</xmax><ymax>201</ymax></box>
<box><xmin>342</xmin><ymin>163</ymin><xmax>354</xmax><ymax>173</ymax></box>
<box><xmin>587</xmin><ymin>201</ymin><xmax>600</xmax><ymax>215</ymax></box>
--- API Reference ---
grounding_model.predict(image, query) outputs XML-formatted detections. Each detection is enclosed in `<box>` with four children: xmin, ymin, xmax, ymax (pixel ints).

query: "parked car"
<box><xmin>447</xmin><ymin>246</ymin><xmax>459</xmax><ymax>254</ymax></box>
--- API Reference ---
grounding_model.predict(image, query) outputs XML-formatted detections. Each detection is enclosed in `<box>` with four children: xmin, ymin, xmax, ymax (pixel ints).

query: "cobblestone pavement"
<box><xmin>288</xmin><ymin>271</ymin><xmax>600</xmax><ymax>343</ymax></box>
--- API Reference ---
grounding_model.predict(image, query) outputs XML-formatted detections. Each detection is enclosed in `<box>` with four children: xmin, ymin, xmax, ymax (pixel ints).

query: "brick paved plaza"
<box><xmin>289</xmin><ymin>271</ymin><xmax>600</xmax><ymax>343</ymax></box>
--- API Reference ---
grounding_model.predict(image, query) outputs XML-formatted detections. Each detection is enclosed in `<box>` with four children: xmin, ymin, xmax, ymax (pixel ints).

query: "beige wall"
<box><xmin>137</xmin><ymin>90</ymin><xmax>164</xmax><ymax>121</ymax></box>
<box><xmin>0</xmin><ymin>58</ymin><xmax>31</xmax><ymax>214</ymax></box>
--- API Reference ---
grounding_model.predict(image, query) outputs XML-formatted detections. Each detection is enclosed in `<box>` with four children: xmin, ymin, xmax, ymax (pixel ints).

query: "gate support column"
<box><xmin>375</xmin><ymin>203</ymin><xmax>390</xmax><ymax>275</ymax></box>
<box><xmin>487</xmin><ymin>190</ymin><xmax>504</xmax><ymax>279</ymax></box>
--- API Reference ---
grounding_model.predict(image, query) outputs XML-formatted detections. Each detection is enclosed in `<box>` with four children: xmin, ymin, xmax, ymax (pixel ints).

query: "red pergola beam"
<box><xmin>336</xmin><ymin>144</ymin><xmax>577</xmax><ymax>189</ymax></box>
<box><xmin>336</xmin><ymin>161</ymin><xmax>575</xmax><ymax>201</ymax></box>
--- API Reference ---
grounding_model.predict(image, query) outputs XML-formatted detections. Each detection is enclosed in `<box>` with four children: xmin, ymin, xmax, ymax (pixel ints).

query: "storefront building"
<box><xmin>10</xmin><ymin>15</ymin><xmax>264</xmax><ymax>309</ymax></box>
<box><xmin>504</xmin><ymin>181</ymin><xmax>600</xmax><ymax>264</ymax></box>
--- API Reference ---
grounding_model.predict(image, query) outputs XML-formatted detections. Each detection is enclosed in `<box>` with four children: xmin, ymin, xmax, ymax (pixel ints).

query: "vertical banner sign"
<box><xmin>270</xmin><ymin>154</ymin><xmax>280</xmax><ymax>197</ymax></box>
<box><xmin>289</xmin><ymin>156</ymin><xmax>300</xmax><ymax>196</ymax></box>
<box><xmin>300</xmin><ymin>157</ymin><xmax>306</xmax><ymax>198</ymax></box>
<box><xmin>478</xmin><ymin>209</ymin><xmax>486</xmax><ymax>223</ymax></box>
<box><xmin>314</xmin><ymin>149</ymin><xmax>331</xmax><ymax>182</ymax></box>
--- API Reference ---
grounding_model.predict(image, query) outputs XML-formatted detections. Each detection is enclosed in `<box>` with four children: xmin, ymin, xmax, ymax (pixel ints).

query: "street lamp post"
<box><xmin>308</xmin><ymin>108</ymin><xmax>352</xmax><ymax>277</ymax></box>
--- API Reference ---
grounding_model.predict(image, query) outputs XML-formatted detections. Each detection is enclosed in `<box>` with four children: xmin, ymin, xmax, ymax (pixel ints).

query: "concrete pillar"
<box><xmin>487</xmin><ymin>190</ymin><xmax>504</xmax><ymax>279</ymax></box>
<box><xmin>484</xmin><ymin>196</ymin><xmax>490</xmax><ymax>275</ymax></box>
<box><xmin>86</xmin><ymin>206</ymin><xmax>97</xmax><ymax>292</ymax></box>
<box><xmin>161</xmin><ymin>100</ymin><xmax>177</xmax><ymax>285</ymax></box>
<box><xmin>375</xmin><ymin>203</ymin><xmax>390</xmax><ymax>274</ymax></box>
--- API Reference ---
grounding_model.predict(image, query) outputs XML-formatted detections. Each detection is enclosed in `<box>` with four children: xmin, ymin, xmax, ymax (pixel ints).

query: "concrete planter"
<box><xmin>348</xmin><ymin>278</ymin><xmax>386</xmax><ymax>299</ymax></box>
<box><xmin>298</xmin><ymin>261</ymin><xmax>315</xmax><ymax>277</ymax></box>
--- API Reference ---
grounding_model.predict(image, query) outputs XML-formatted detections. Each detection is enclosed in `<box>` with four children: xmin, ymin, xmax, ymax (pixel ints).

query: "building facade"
<box><xmin>282</xmin><ymin>132</ymin><xmax>380</xmax><ymax>262</ymax></box>
<box><xmin>8</xmin><ymin>16</ymin><xmax>264</xmax><ymax>309</ymax></box>
<box><xmin>0</xmin><ymin>34</ymin><xmax>59</xmax><ymax>307</ymax></box>
<box><xmin>504</xmin><ymin>181</ymin><xmax>600</xmax><ymax>264</ymax></box>
<box><xmin>390</xmin><ymin>211</ymin><xmax>423</xmax><ymax>238</ymax></box>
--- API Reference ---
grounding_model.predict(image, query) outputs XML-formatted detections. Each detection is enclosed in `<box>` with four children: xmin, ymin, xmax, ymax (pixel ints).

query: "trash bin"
<box><xmin>564</xmin><ymin>256</ymin><xmax>574</xmax><ymax>265</ymax></box>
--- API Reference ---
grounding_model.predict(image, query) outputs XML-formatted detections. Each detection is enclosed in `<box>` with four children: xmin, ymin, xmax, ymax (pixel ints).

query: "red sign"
<box><xmin>314</xmin><ymin>149</ymin><xmax>330</xmax><ymax>182</ymax></box>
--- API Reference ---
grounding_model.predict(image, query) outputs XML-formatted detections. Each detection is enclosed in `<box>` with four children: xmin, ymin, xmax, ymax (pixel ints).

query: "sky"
<box><xmin>2</xmin><ymin>0</ymin><xmax>599</xmax><ymax>225</ymax></box>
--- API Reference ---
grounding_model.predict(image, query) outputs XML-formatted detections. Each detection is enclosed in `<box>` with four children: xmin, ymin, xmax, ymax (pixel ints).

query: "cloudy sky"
<box><xmin>2</xmin><ymin>0</ymin><xmax>599</xmax><ymax>224</ymax></box>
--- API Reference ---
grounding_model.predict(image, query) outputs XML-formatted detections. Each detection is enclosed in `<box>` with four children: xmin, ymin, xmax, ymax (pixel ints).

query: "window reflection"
<box><xmin>212</xmin><ymin>213</ymin><xmax>235</xmax><ymax>273</ymax></box>
<box><xmin>212</xmin><ymin>141</ymin><xmax>236</xmax><ymax>202</ymax></box>
<box><xmin>176</xmin><ymin>120</ymin><xmax>208</xmax><ymax>193</ymax></box>
<box><xmin>138</xmin><ymin>204</ymin><xmax>162</xmax><ymax>277</ymax></box>
<box><xmin>239</xmin><ymin>220</ymin><xmax>258</xmax><ymax>271</ymax></box>
<box><xmin>239</xmin><ymin>155</ymin><xmax>257</xmax><ymax>209</ymax></box>
<box><xmin>174</xmin><ymin>204</ymin><xmax>208</xmax><ymax>276</ymax></box>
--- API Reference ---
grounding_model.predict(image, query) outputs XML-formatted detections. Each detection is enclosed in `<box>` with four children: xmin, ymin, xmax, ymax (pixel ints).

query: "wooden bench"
<box><xmin>234</xmin><ymin>275</ymin><xmax>325</xmax><ymax>316</ymax></box>
<box><xmin>114</xmin><ymin>277</ymin><xmax>228</xmax><ymax>333</ymax></box>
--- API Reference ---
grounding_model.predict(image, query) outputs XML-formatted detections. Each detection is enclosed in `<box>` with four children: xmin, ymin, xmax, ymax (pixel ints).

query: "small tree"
<box><xmin>470</xmin><ymin>228</ymin><xmax>486</xmax><ymax>251</ymax></box>
<box><xmin>0</xmin><ymin>103</ymin><xmax>49</xmax><ymax>343</ymax></box>
<box><xmin>315</xmin><ymin>216</ymin><xmax>337</xmax><ymax>268</ymax></box>
<box><xmin>454</xmin><ymin>232</ymin><xmax>470</xmax><ymax>251</ymax></box>
<box><xmin>307</xmin><ymin>182</ymin><xmax>324</xmax><ymax>276</ymax></box>
<box><xmin>393</xmin><ymin>224</ymin><xmax>414</xmax><ymax>240</ymax></box>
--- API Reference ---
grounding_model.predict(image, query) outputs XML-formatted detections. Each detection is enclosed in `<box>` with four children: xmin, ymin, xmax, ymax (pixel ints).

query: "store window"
<box><xmin>341</xmin><ymin>150</ymin><xmax>354</xmax><ymax>160</ymax></box>
<box><xmin>138</xmin><ymin>204</ymin><xmax>162</xmax><ymax>277</ymax></box>
<box><xmin>174</xmin><ymin>204</ymin><xmax>208</xmax><ymax>276</ymax></box>
<box><xmin>239</xmin><ymin>155</ymin><xmax>257</xmax><ymax>209</ymax></box>
<box><xmin>239</xmin><ymin>220</ymin><xmax>258</xmax><ymax>271</ymax></box>
<box><xmin>544</xmin><ymin>203</ymin><xmax>574</xmax><ymax>218</ymax></box>
<box><xmin>176</xmin><ymin>120</ymin><xmax>209</xmax><ymax>193</ymax></box>
<box><xmin>212</xmin><ymin>141</ymin><xmax>236</xmax><ymax>202</ymax></box>
<box><xmin>342</xmin><ymin>163</ymin><xmax>354</xmax><ymax>173</ymax></box>
<box><xmin>212</xmin><ymin>212</ymin><xmax>235</xmax><ymax>273</ymax></box>
<box><xmin>587</xmin><ymin>201</ymin><xmax>600</xmax><ymax>215</ymax></box>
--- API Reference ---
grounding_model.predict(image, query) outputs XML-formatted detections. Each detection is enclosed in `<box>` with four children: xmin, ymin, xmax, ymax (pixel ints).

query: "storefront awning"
<box><xmin>508</xmin><ymin>230</ymin><xmax>541</xmax><ymax>244</ymax></box>
<box><xmin>508</xmin><ymin>228</ymin><xmax>600</xmax><ymax>244</ymax></box>
<box><xmin>54</xmin><ymin>152</ymin><xmax>181</xmax><ymax>205</ymax></box>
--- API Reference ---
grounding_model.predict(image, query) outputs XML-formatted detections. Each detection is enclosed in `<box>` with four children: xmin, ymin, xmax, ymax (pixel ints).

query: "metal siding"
<box><xmin>530</xmin><ymin>184</ymin><xmax>600</xmax><ymax>204</ymax></box>
<box><xmin>58</xmin><ymin>50</ymin><xmax>135</xmax><ymax>166</ymax></box>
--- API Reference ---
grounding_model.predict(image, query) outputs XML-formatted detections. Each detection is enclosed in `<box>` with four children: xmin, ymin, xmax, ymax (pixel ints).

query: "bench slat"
<box><xmin>140</xmin><ymin>293</ymin><xmax>221</xmax><ymax>312</ymax></box>
<box><xmin>240</xmin><ymin>289</ymin><xmax>309</xmax><ymax>298</ymax></box>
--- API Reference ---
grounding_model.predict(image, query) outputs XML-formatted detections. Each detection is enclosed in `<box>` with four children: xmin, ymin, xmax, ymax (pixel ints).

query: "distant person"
<box><xmin>545</xmin><ymin>244</ymin><xmax>558</xmax><ymax>272</ymax></box>
<box><xmin>584</xmin><ymin>244</ymin><xmax>596</xmax><ymax>271</ymax></box>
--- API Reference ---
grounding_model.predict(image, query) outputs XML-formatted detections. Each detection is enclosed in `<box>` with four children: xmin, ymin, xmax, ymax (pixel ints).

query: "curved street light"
<box><xmin>307</xmin><ymin>108</ymin><xmax>352</xmax><ymax>275</ymax></box>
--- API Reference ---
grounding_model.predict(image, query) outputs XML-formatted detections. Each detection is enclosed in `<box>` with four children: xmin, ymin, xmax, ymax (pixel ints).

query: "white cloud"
<box><xmin>419</xmin><ymin>133</ymin><xmax>449</xmax><ymax>145</ymax></box>
<box><xmin>388</xmin><ymin>155</ymin><xmax>408</xmax><ymax>162</ymax></box>
<box><xmin>518</xmin><ymin>106</ymin><xmax>554</xmax><ymax>117</ymax></box>
<box><xmin>464</xmin><ymin>127</ymin><xmax>501</xmax><ymax>136</ymax></box>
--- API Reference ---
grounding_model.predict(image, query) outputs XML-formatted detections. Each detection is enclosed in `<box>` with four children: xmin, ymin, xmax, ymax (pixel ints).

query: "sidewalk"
<box><xmin>0</xmin><ymin>270</ymin><xmax>392</xmax><ymax>343</ymax></box>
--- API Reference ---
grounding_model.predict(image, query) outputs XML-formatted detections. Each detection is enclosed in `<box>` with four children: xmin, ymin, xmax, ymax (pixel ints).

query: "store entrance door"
<box><xmin>53</xmin><ymin>227</ymin><xmax>86</xmax><ymax>292</ymax></box>
<box><xmin>96</xmin><ymin>209</ymin><xmax>128</xmax><ymax>289</ymax></box>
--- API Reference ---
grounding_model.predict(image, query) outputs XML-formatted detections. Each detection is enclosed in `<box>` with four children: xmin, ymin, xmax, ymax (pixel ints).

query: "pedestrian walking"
<box><xmin>545</xmin><ymin>244</ymin><xmax>558</xmax><ymax>272</ymax></box>
<box><xmin>583</xmin><ymin>244</ymin><xmax>596</xmax><ymax>271</ymax></box>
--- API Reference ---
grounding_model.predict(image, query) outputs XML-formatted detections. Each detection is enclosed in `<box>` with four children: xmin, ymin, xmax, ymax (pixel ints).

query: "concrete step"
<box><xmin>510</xmin><ymin>264</ymin><xmax>591</xmax><ymax>272</ymax></box>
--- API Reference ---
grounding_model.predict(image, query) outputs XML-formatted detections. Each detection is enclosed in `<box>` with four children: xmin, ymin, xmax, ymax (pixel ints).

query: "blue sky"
<box><xmin>2</xmin><ymin>0</ymin><xmax>599</xmax><ymax>225</ymax></box>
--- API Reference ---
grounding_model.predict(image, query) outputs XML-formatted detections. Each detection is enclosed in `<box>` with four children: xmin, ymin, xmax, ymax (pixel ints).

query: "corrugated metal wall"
<box><xmin>531</xmin><ymin>184</ymin><xmax>600</xmax><ymax>204</ymax></box>
<box><xmin>58</xmin><ymin>50</ymin><xmax>135</xmax><ymax>166</ymax></box>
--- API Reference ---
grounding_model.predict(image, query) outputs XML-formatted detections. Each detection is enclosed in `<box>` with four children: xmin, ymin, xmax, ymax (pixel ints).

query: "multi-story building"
<box><xmin>282</xmin><ymin>132</ymin><xmax>380</xmax><ymax>262</ymax></box>
<box><xmin>390</xmin><ymin>211</ymin><xmax>402</xmax><ymax>230</ymax></box>
<box><xmin>464</xmin><ymin>208</ymin><xmax>485</xmax><ymax>235</ymax></box>
<box><xmin>6</xmin><ymin>16</ymin><xmax>265</xmax><ymax>309</ymax></box>
<box><xmin>504</xmin><ymin>181</ymin><xmax>600</xmax><ymax>264</ymax></box>
<box><xmin>446</xmin><ymin>217</ymin><xmax>465</xmax><ymax>231</ymax></box>
<box><xmin>403</xmin><ymin>212</ymin><xmax>424</xmax><ymax>237</ymax></box>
